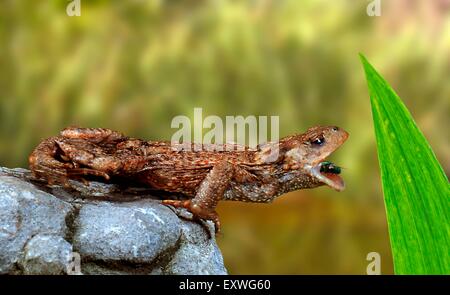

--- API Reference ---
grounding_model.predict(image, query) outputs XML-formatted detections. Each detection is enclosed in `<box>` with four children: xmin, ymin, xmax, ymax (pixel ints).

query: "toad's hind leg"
<box><xmin>28</xmin><ymin>137</ymin><xmax>73</xmax><ymax>186</ymax></box>
<box><xmin>162</xmin><ymin>161</ymin><xmax>233</xmax><ymax>235</ymax></box>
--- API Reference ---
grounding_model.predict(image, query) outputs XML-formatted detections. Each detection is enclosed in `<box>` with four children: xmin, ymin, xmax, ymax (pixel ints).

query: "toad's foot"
<box><xmin>162</xmin><ymin>199</ymin><xmax>221</xmax><ymax>236</ymax></box>
<box><xmin>162</xmin><ymin>161</ymin><xmax>233</xmax><ymax>236</ymax></box>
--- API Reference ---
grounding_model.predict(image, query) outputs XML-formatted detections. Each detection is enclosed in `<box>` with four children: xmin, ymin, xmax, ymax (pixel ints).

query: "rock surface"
<box><xmin>0</xmin><ymin>167</ymin><xmax>227</xmax><ymax>275</ymax></box>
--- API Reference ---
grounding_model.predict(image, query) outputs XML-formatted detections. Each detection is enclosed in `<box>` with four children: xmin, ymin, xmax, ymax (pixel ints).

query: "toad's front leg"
<box><xmin>162</xmin><ymin>161</ymin><xmax>234</xmax><ymax>234</ymax></box>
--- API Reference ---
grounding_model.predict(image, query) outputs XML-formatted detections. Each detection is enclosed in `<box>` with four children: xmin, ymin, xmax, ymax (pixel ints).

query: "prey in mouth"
<box><xmin>312</xmin><ymin>161</ymin><xmax>344</xmax><ymax>191</ymax></box>
<box><xmin>279</xmin><ymin>125</ymin><xmax>348</xmax><ymax>192</ymax></box>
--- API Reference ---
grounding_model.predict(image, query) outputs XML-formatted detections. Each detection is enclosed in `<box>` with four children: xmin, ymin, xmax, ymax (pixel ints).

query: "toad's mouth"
<box><xmin>310</xmin><ymin>161</ymin><xmax>345</xmax><ymax>191</ymax></box>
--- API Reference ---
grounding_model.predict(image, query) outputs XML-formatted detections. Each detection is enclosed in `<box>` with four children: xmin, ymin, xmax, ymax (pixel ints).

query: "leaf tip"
<box><xmin>358</xmin><ymin>52</ymin><xmax>367</xmax><ymax>62</ymax></box>
<box><xmin>359</xmin><ymin>53</ymin><xmax>373</xmax><ymax>75</ymax></box>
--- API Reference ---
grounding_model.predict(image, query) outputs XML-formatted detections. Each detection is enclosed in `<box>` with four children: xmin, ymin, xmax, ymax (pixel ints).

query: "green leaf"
<box><xmin>360</xmin><ymin>54</ymin><xmax>450</xmax><ymax>274</ymax></box>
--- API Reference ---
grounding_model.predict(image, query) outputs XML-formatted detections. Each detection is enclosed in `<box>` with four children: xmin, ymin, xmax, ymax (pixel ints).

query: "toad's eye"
<box><xmin>311</xmin><ymin>137</ymin><xmax>325</xmax><ymax>146</ymax></box>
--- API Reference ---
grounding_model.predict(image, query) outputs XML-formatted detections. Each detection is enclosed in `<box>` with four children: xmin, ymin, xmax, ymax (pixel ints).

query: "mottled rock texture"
<box><xmin>0</xmin><ymin>167</ymin><xmax>227</xmax><ymax>275</ymax></box>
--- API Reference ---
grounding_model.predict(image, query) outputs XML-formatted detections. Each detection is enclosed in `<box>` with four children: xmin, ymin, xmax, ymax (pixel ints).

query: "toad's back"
<box><xmin>128</xmin><ymin>141</ymin><xmax>260</xmax><ymax>196</ymax></box>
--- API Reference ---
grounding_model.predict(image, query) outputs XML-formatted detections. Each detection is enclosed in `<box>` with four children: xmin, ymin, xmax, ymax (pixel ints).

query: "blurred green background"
<box><xmin>1</xmin><ymin>0</ymin><xmax>449</xmax><ymax>274</ymax></box>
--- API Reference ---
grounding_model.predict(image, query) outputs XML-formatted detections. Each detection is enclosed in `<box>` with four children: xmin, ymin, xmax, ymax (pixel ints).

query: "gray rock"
<box><xmin>0</xmin><ymin>167</ymin><xmax>227</xmax><ymax>275</ymax></box>
<box><xmin>20</xmin><ymin>234</ymin><xmax>73</xmax><ymax>275</ymax></box>
<box><xmin>164</xmin><ymin>221</ymin><xmax>228</xmax><ymax>275</ymax></box>
<box><xmin>0</xmin><ymin>174</ymin><xmax>73</xmax><ymax>274</ymax></box>
<box><xmin>73</xmin><ymin>201</ymin><xmax>182</xmax><ymax>264</ymax></box>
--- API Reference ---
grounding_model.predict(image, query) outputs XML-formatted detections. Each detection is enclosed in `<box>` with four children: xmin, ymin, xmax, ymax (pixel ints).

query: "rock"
<box><xmin>0</xmin><ymin>174</ymin><xmax>73</xmax><ymax>274</ymax></box>
<box><xmin>20</xmin><ymin>234</ymin><xmax>73</xmax><ymax>275</ymax></box>
<box><xmin>164</xmin><ymin>221</ymin><xmax>228</xmax><ymax>275</ymax></box>
<box><xmin>73</xmin><ymin>201</ymin><xmax>182</xmax><ymax>264</ymax></box>
<box><xmin>0</xmin><ymin>167</ymin><xmax>227</xmax><ymax>275</ymax></box>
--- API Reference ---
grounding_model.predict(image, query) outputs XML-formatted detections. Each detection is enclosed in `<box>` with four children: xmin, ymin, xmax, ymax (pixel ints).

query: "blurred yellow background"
<box><xmin>1</xmin><ymin>0</ymin><xmax>449</xmax><ymax>274</ymax></box>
